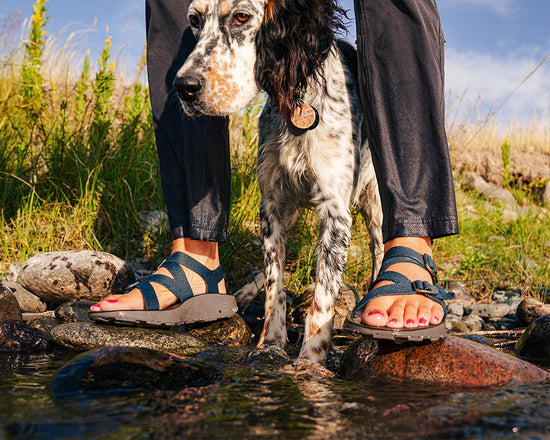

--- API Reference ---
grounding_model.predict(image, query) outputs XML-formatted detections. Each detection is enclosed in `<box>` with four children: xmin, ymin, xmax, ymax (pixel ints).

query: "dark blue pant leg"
<box><xmin>146</xmin><ymin>0</ymin><xmax>231</xmax><ymax>242</ymax></box>
<box><xmin>354</xmin><ymin>0</ymin><xmax>459</xmax><ymax>241</ymax></box>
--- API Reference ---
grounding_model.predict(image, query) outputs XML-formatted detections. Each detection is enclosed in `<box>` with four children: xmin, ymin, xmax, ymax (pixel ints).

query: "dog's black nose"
<box><xmin>173</xmin><ymin>76</ymin><xmax>202</xmax><ymax>101</ymax></box>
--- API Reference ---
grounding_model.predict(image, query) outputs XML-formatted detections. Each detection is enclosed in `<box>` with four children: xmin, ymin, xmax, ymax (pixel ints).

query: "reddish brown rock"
<box><xmin>339</xmin><ymin>336</ymin><xmax>549</xmax><ymax>387</ymax></box>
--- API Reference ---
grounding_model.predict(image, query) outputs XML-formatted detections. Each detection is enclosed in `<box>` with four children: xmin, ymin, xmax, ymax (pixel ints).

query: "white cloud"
<box><xmin>445</xmin><ymin>47</ymin><xmax>550</xmax><ymax>125</ymax></box>
<box><xmin>440</xmin><ymin>0</ymin><xmax>518</xmax><ymax>17</ymax></box>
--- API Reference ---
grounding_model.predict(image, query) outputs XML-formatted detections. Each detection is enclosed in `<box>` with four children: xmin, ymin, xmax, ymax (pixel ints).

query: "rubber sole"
<box><xmin>89</xmin><ymin>294</ymin><xmax>238</xmax><ymax>327</ymax></box>
<box><xmin>343</xmin><ymin>312</ymin><xmax>447</xmax><ymax>342</ymax></box>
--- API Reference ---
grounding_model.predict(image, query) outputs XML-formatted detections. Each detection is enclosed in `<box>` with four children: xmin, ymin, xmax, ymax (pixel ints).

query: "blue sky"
<box><xmin>1</xmin><ymin>0</ymin><xmax>549</xmax><ymax>125</ymax></box>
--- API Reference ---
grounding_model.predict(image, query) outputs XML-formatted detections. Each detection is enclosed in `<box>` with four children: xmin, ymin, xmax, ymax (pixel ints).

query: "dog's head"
<box><xmin>174</xmin><ymin>0</ymin><xmax>345</xmax><ymax>117</ymax></box>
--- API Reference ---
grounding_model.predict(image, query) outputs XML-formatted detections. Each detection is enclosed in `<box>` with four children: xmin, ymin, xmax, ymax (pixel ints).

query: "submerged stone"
<box><xmin>339</xmin><ymin>336</ymin><xmax>549</xmax><ymax>387</ymax></box>
<box><xmin>19</xmin><ymin>250</ymin><xmax>135</xmax><ymax>304</ymax></box>
<box><xmin>50</xmin><ymin>346</ymin><xmax>221</xmax><ymax>397</ymax></box>
<box><xmin>0</xmin><ymin>320</ymin><xmax>51</xmax><ymax>351</ymax></box>
<box><xmin>0</xmin><ymin>283</ymin><xmax>22</xmax><ymax>321</ymax></box>
<box><xmin>515</xmin><ymin>315</ymin><xmax>550</xmax><ymax>365</ymax></box>
<box><xmin>51</xmin><ymin>322</ymin><xmax>206</xmax><ymax>355</ymax></box>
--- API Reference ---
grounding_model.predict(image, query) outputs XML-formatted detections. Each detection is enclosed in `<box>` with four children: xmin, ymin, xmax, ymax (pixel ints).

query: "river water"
<box><xmin>1</xmin><ymin>349</ymin><xmax>549</xmax><ymax>440</ymax></box>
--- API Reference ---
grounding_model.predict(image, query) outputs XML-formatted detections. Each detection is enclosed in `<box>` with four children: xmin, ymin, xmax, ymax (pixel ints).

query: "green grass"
<box><xmin>1</xmin><ymin>1</ymin><xmax>548</xmax><ymax>303</ymax></box>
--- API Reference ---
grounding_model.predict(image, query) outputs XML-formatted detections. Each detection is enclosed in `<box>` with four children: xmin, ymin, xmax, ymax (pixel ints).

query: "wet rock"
<box><xmin>484</xmin><ymin>316</ymin><xmax>517</xmax><ymax>331</ymax></box>
<box><xmin>27</xmin><ymin>312</ymin><xmax>63</xmax><ymax>338</ymax></box>
<box><xmin>463</xmin><ymin>172</ymin><xmax>517</xmax><ymax>210</ymax></box>
<box><xmin>0</xmin><ymin>283</ymin><xmax>22</xmax><ymax>321</ymax></box>
<box><xmin>19</xmin><ymin>250</ymin><xmax>135</xmax><ymax>305</ymax></box>
<box><xmin>465</xmin><ymin>302</ymin><xmax>512</xmax><ymax>319</ymax></box>
<box><xmin>238</xmin><ymin>304</ymin><xmax>265</xmax><ymax>336</ymax></box>
<box><xmin>187</xmin><ymin>314</ymin><xmax>253</xmax><ymax>347</ymax></box>
<box><xmin>515</xmin><ymin>297</ymin><xmax>550</xmax><ymax>327</ymax></box>
<box><xmin>2</xmin><ymin>281</ymin><xmax>47</xmax><ymax>313</ymax></box>
<box><xmin>515</xmin><ymin>315</ymin><xmax>550</xmax><ymax>365</ymax></box>
<box><xmin>50</xmin><ymin>346</ymin><xmax>221</xmax><ymax>397</ymax></box>
<box><xmin>446</xmin><ymin>281</ymin><xmax>474</xmax><ymax>307</ymax></box>
<box><xmin>334</xmin><ymin>284</ymin><xmax>360</xmax><ymax>330</ymax></box>
<box><xmin>339</xmin><ymin>336</ymin><xmax>550</xmax><ymax>387</ymax></box>
<box><xmin>51</xmin><ymin>322</ymin><xmax>206</xmax><ymax>355</ymax></box>
<box><xmin>54</xmin><ymin>301</ymin><xmax>95</xmax><ymax>323</ymax></box>
<box><xmin>0</xmin><ymin>320</ymin><xmax>51</xmax><ymax>351</ymax></box>
<box><xmin>238</xmin><ymin>345</ymin><xmax>292</xmax><ymax>369</ymax></box>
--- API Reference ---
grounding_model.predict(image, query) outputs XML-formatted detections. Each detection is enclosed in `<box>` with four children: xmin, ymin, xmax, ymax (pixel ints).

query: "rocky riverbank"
<box><xmin>1</xmin><ymin>250</ymin><xmax>549</xmax><ymax>391</ymax></box>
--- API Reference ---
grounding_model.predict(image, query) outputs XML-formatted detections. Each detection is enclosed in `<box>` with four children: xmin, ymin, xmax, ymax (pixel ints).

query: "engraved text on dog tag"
<box><xmin>289</xmin><ymin>102</ymin><xmax>319</xmax><ymax>130</ymax></box>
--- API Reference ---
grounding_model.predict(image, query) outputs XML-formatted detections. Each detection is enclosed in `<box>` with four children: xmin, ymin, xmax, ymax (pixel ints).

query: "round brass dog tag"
<box><xmin>290</xmin><ymin>103</ymin><xmax>318</xmax><ymax>130</ymax></box>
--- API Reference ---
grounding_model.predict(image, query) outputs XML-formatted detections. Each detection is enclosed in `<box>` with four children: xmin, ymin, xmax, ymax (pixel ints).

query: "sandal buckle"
<box><xmin>412</xmin><ymin>280</ymin><xmax>438</xmax><ymax>295</ymax></box>
<box><xmin>422</xmin><ymin>254</ymin><xmax>438</xmax><ymax>284</ymax></box>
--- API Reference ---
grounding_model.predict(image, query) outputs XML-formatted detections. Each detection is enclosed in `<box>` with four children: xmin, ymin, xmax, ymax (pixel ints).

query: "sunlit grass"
<box><xmin>1</xmin><ymin>1</ymin><xmax>548</xmax><ymax>302</ymax></box>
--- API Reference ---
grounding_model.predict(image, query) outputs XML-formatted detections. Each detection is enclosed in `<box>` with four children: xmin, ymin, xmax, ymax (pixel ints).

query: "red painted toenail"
<box><xmin>389</xmin><ymin>319</ymin><xmax>398</xmax><ymax>324</ymax></box>
<box><xmin>368</xmin><ymin>310</ymin><xmax>384</xmax><ymax>316</ymax></box>
<box><xmin>105</xmin><ymin>299</ymin><xmax>118</xmax><ymax>303</ymax></box>
<box><xmin>406</xmin><ymin>319</ymin><xmax>415</xmax><ymax>325</ymax></box>
<box><xmin>419</xmin><ymin>318</ymin><xmax>427</xmax><ymax>324</ymax></box>
<box><xmin>433</xmin><ymin>316</ymin><xmax>440</xmax><ymax>323</ymax></box>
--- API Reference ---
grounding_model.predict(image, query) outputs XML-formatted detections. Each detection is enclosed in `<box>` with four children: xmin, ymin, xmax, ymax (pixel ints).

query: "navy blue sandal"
<box><xmin>89</xmin><ymin>252</ymin><xmax>237</xmax><ymax>326</ymax></box>
<box><xmin>344</xmin><ymin>246</ymin><xmax>454</xmax><ymax>341</ymax></box>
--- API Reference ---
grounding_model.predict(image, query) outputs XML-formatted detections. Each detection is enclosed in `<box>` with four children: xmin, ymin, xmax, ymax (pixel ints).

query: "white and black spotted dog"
<box><xmin>174</xmin><ymin>0</ymin><xmax>384</xmax><ymax>363</ymax></box>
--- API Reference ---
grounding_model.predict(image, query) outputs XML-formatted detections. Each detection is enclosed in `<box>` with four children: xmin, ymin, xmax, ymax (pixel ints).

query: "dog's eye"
<box><xmin>189</xmin><ymin>13</ymin><xmax>200</xmax><ymax>28</ymax></box>
<box><xmin>233</xmin><ymin>13</ymin><xmax>250</xmax><ymax>25</ymax></box>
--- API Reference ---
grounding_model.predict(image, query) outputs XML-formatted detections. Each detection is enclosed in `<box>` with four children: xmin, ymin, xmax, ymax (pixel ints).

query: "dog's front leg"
<box><xmin>299</xmin><ymin>202</ymin><xmax>352</xmax><ymax>363</ymax></box>
<box><xmin>257</xmin><ymin>200</ymin><xmax>294</xmax><ymax>348</ymax></box>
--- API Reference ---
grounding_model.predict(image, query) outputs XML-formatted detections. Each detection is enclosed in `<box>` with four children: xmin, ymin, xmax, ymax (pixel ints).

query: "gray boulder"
<box><xmin>19</xmin><ymin>250</ymin><xmax>135</xmax><ymax>304</ymax></box>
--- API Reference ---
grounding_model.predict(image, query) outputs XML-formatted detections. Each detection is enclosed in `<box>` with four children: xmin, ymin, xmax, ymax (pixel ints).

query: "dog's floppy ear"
<box><xmin>255</xmin><ymin>0</ymin><xmax>346</xmax><ymax>117</ymax></box>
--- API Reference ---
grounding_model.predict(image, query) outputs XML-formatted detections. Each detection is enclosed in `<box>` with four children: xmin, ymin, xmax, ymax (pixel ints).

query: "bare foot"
<box><xmin>361</xmin><ymin>237</ymin><xmax>444</xmax><ymax>329</ymax></box>
<box><xmin>90</xmin><ymin>238</ymin><xmax>225</xmax><ymax>312</ymax></box>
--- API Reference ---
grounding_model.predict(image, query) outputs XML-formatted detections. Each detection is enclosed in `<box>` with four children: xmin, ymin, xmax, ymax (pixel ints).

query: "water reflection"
<box><xmin>1</xmin><ymin>351</ymin><xmax>549</xmax><ymax>439</ymax></box>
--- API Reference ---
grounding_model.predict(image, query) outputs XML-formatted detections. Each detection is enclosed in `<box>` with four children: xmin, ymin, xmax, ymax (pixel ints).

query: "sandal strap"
<box><xmin>130</xmin><ymin>252</ymin><xmax>224</xmax><ymax>311</ymax></box>
<box><xmin>352</xmin><ymin>246</ymin><xmax>454</xmax><ymax>318</ymax></box>
<box><xmin>376</xmin><ymin>246</ymin><xmax>438</xmax><ymax>286</ymax></box>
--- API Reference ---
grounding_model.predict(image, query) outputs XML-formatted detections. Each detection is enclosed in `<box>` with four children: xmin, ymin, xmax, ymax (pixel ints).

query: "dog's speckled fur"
<box><xmin>174</xmin><ymin>0</ymin><xmax>383</xmax><ymax>363</ymax></box>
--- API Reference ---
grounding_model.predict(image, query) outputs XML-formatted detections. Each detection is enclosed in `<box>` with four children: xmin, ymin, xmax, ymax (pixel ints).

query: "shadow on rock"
<box><xmin>50</xmin><ymin>346</ymin><xmax>222</xmax><ymax>399</ymax></box>
<box><xmin>515</xmin><ymin>314</ymin><xmax>550</xmax><ymax>365</ymax></box>
<box><xmin>339</xmin><ymin>336</ymin><xmax>550</xmax><ymax>387</ymax></box>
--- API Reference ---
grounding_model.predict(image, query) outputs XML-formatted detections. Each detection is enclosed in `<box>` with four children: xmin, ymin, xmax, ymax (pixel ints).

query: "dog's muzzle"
<box><xmin>173</xmin><ymin>76</ymin><xmax>202</xmax><ymax>102</ymax></box>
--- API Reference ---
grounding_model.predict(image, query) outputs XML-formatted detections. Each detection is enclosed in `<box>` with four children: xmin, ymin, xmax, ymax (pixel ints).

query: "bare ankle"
<box><xmin>384</xmin><ymin>236</ymin><xmax>432</xmax><ymax>256</ymax></box>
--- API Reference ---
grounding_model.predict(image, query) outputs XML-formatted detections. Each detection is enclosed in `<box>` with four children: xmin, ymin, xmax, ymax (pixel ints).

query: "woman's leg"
<box><xmin>354</xmin><ymin>0</ymin><xmax>459</xmax><ymax>328</ymax></box>
<box><xmin>92</xmin><ymin>0</ymin><xmax>230</xmax><ymax>312</ymax></box>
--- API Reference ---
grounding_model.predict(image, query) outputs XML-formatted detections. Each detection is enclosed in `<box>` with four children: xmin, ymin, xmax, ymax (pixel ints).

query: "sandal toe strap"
<box><xmin>130</xmin><ymin>252</ymin><xmax>225</xmax><ymax>311</ymax></box>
